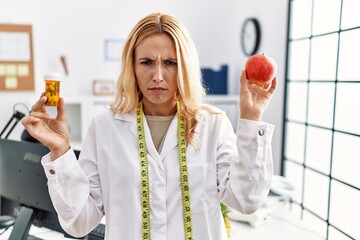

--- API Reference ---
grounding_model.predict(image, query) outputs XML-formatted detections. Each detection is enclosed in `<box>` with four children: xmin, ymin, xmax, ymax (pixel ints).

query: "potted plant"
<box><xmin>221</xmin><ymin>203</ymin><xmax>231</xmax><ymax>238</ymax></box>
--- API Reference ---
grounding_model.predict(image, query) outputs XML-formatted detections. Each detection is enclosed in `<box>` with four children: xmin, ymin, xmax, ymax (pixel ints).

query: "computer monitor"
<box><xmin>0</xmin><ymin>138</ymin><xmax>80</xmax><ymax>239</ymax></box>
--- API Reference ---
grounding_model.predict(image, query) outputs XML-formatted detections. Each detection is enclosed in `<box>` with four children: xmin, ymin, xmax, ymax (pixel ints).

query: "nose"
<box><xmin>153</xmin><ymin>64</ymin><xmax>164</xmax><ymax>82</ymax></box>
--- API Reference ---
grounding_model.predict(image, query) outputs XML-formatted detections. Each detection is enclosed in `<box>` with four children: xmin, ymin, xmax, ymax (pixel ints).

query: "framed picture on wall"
<box><xmin>104</xmin><ymin>38</ymin><xmax>124</xmax><ymax>62</ymax></box>
<box><xmin>0</xmin><ymin>24</ymin><xmax>35</xmax><ymax>91</ymax></box>
<box><xmin>92</xmin><ymin>80</ymin><xmax>115</xmax><ymax>96</ymax></box>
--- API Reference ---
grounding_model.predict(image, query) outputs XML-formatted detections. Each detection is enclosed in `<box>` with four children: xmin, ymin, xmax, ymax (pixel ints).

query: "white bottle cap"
<box><xmin>44</xmin><ymin>72</ymin><xmax>61</xmax><ymax>81</ymax></box>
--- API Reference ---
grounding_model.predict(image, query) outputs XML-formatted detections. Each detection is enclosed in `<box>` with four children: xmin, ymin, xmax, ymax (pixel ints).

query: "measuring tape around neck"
<box><xmin>136</xmin><ymin>101</ymin><xmax>193</xmax><ymax>240</ymax></box>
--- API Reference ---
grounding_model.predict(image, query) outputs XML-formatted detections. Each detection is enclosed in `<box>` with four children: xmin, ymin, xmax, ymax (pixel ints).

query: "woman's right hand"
<box><xmin>21</xmin><ymin>92</ymin><xmax>70</xmax><ymax>160</ymax></box>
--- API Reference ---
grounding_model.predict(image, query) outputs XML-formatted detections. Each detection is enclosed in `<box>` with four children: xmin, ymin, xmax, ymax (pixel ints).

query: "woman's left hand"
<box><xmin>239</xmin><ymin>70</ymin><xmax>277</xmax><ymax>121</ymax></box>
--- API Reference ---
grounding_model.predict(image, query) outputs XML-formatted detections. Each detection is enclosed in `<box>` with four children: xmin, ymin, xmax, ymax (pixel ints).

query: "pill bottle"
<box><xmin>44</xmin><ymin>72</ymin><xmax>61</xmax><ymax>107</ymax></box>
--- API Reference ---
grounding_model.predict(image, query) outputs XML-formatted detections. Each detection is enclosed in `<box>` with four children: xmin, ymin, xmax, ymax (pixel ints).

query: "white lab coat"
<box><xmin>41</xmin><ymin>105</ymin><xmax>274</xmax><ymax>240</ymax></box>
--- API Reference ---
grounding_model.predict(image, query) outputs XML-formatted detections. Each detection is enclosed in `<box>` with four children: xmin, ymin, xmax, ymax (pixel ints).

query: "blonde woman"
<box><xmin>22</xmin><ymin>12</ymin><xmax>277</xmax><ymax>240</ymax></box>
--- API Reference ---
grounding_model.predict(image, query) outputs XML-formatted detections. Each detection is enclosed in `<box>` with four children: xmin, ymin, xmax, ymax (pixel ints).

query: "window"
<box><xmin>282</xmin><ymin>0</ymin><xmax>360</xmax><ymax>239</ymax></box>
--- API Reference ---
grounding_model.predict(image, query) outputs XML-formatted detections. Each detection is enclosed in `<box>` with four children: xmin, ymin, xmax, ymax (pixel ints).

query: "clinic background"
<box><xmin>0</xmin><ymin>0</ymin><xmax>288</xmax><ymax>174</ymax></box>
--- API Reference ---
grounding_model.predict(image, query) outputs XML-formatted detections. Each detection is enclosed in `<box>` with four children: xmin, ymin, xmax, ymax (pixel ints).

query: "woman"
<box><xmin>22</xmin><ymin>12</ymin><xmax>277</xmax><ymax>240</ymax></box>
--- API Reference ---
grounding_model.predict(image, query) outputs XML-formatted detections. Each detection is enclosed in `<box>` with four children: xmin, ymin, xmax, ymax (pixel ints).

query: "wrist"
<box><xmin>50</xmin><ymin>145</ymin><xmax>70</xmax><ymax>160</ymax></box>
<box><xmin>240</xmin><ymin>112</ymin><xmax>262</xmax><ymax>122</ymax></box>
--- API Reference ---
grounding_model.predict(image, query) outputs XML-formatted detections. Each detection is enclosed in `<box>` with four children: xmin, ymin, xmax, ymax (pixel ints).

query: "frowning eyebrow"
<box><xmin>137</xmin><ymin>57</ymin><xmax>177</xmax><ymax>61</ymax></box>
<box><xmin>137</xmin><ymin>57</ymin><xmax>177</xmax><ymax>65</ymax></box>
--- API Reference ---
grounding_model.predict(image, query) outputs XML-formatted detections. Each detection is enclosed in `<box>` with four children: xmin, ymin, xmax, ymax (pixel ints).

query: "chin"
<box><xmin>142</xmin><ymin>97</ymin><xmax>177</xmax><ymax>114</ymax></box>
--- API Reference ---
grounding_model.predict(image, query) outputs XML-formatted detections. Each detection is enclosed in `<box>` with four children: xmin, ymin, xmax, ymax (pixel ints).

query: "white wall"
<box><xmin>0</xmin><ymin>0</ymin><xmax>288</xmax><ymax>174</ymax></box>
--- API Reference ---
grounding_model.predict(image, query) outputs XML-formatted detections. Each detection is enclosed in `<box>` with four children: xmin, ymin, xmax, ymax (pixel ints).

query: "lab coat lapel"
<box><xmin>116</xmin><ymin>110</ymin><xmax>175</xmax><ymax>171</ymax></box>
<box><xmin>123</xmin><ymin>111</ymin><xmax>165</xmax><ymax>171</ymax></box>
<box><xmin>142</xmin><ymin>116</ymin><xmax>165</xmax><ymax>170</ymax></box>
<box><xmin>114</xmin><ymin>110</ymin><xmax>138</xmax><ymax>139</ymax></box>
<box><xmin>160</xmin><ymin>113</ymin><xmax>179</xmax><ymax>159</ymax></box>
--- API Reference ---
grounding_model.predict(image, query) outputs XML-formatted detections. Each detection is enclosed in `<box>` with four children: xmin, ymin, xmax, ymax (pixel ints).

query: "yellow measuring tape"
<box><xmin>136</xmin><ymin>101</ymin><xmax>193</xmax><ymax>240</ymax></box>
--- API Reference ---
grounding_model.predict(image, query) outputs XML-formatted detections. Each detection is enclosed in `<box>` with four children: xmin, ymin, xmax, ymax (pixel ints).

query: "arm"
<box><xmin>217</xmin><ymin>71</ymin><xmax>277</xmax><ymax>213</ymax></box>
<box><xmin>217</xmin><ymin>117</ymin><xmax>274</xmax><ymax>214</ymax></box>
<box><xmin>41</xmin><ymin>121</ymin><xmax>104</xmax><ymax>237</ymax></box>
<box><xmin>23</xmin><ymin>94</ymin><xmax>103</xmax><ymax>236</ymax></box>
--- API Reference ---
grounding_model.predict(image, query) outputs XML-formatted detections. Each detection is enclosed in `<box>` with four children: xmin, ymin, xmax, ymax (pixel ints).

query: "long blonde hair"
<box><xmin>110</xmin><ymin>13</ymin><xmax>207</xmax><ymax>143</ymax></box>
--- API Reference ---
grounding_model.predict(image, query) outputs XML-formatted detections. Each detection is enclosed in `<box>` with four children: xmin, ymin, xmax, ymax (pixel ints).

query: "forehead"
<box><xmin>135</xmin><ymin>34</ymin><xmax>176</xmax><ymax>57</ymax></box>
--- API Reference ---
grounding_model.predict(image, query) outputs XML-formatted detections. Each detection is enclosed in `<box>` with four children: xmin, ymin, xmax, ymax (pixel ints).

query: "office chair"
<box><xmin>0</xmin><ymin>104</ymin><xmax>29</xmax><ymax>234</ymax></box>
<box><xmin>0</xmin><ymin>215</ymin><xmax>16</xmax><ymax>234</ymax></box>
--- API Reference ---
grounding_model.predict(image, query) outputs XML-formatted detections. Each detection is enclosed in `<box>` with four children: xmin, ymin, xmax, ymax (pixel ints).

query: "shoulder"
<box><xmin>196</xmin><ymin>103</ymin><xmax>231</xmax><ymax>130</ymax></box>
<box><xmin>199</xmin><ymin>103</ymin><xmax>225</xmax><ymax>120</ymax></box>
<box><xmin>92</xmin><ymin>109</ymin><xmax>115</xmax><ymax>122</ymax></box>
<box><xmin>192</xmin><ymin>104</ymin><xmax>235</xmax><ymax>147</ymax></box>
<box><xmin>91</xmin><ymin>109</ymin><xmax>135</xmax><ymax>125</ymax></box>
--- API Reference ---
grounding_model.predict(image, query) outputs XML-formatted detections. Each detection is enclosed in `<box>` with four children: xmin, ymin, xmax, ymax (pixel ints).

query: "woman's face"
<box><xmin>134</xmin><ymin>34</ymin><xmax>178</xmax><ymax>116</ymax></box>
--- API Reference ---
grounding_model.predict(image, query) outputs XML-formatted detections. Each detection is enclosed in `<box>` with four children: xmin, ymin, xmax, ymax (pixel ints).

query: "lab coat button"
<box><xmin>49</xmin><ymin>169</ymin><xmax>55</xmax><ymax>175</ymax></box>
<box><xmin>258</xmin><ymin>129</ymin><xmax>264</xmax><ymax>136</ymax></box>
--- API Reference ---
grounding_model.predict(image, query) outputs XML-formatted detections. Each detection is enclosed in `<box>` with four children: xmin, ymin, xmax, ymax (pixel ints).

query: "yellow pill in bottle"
<box><xmin>44</xmin><ymin>72</ymin><xmax>61</xmax><ymax>107</ymax></box>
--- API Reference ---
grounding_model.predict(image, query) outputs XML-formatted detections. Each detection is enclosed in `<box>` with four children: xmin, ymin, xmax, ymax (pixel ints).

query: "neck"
<box><xmin>142</xmin><ymin>100</ymin><xmax>177</xmax><ymax>116</ymax></box>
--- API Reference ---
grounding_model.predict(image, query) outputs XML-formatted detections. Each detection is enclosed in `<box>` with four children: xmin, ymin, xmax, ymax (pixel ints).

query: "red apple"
<box><xmin>245</xmin><ymin>53</ymin><xmax>277</xmax><ymax>86</ymax></box>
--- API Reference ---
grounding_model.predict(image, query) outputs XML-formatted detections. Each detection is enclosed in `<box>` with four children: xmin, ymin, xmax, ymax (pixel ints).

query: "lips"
<box><xmin>149</xmin><ymin>87</ymin><xmax>167</xmax><ymax>91</ymax></box>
